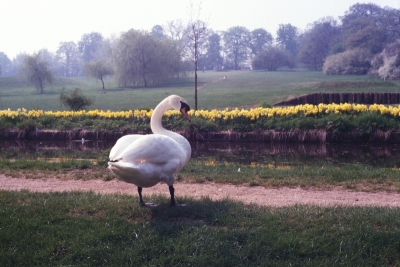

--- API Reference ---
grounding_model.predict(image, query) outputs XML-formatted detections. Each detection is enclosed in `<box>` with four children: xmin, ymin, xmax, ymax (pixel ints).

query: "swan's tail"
<box><xmin>108</xmin><ymin>161</ymin><xmax>140</xmax><ymax>181</ymax></box>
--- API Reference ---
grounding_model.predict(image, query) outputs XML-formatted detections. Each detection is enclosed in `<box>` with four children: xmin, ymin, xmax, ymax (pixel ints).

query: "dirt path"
<box><xmin>1</xmin><ymin>175</ymin><xmax>400</xmax><ymax>207</ymax></box>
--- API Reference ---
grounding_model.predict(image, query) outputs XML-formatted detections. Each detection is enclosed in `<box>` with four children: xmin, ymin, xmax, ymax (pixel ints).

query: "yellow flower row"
<box><xmin>1</xmin><ymin>103</ymin><xmax>400</xmax><ymax>120</ymax></box>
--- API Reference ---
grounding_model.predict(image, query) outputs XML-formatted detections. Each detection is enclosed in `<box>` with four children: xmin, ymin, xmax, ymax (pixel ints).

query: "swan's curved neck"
<box><xmin>150</xmin><ymin>97</ymin><xmax>191</xmax><ymax>162</ymax></box>
<box><xmin>151</xmin><ymin>100</ymin><xmax>169</xmax><ymax>135</ymax></box>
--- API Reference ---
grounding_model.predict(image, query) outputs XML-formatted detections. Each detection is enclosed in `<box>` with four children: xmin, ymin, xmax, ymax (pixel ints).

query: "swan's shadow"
<box><xmin>145</xmin><ymin>196</ymin><xmax>246</xmax><ymax>236</ymax></box>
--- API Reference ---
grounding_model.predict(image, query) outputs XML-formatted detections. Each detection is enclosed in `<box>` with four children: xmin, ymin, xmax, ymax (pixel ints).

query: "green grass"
<box><xmin>1</xmin><ymin>71</ymin><xmax>399</xmax><ymax>111</ymax></box>
<box><xmin>1</xmin><ymin>190</ymin><xmax>399</xmax><ymax>266</ymax></box>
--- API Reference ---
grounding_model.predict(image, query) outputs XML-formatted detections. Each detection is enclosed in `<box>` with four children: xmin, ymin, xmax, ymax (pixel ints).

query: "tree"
<box><xmin>37</xmin><ymin>48</ymin><xmax>64</xmax><ymax>76</ymax></box>
<box><xmin>0</xmin><ymin>52</ymin><xmax>12</xmax><ymax>76</ymax></box>
<box><xmin>249</xmin><ymin>28</ymin><xmax>273</xmax><ymax>55</ymax></box>
<box><xmin>223</xmin><ymin>26</ymin><xmax>251</xmax><ymax>70</ymax></box>
<box><xmin>78</xmin><ymin>32</ymin><xmax>103</xmax><ymax>63</ymax></box>
<box><xmin>113</xmin><ymin>30</ymin><xmax>182</xmax><ymax>87</ymax></box>
<box><xmin>341</xmin><ymin>3</ymin><xmax>400</xmax><ymax>52</ymax></box>
<box><xmin>252</xmin><ymin>47</ymin><xmax>295</xmax><ymax>71</ymax></box>
<box><xmin>202</xmin><ymin>32</ymin><xmax>223</xmax><ymax>70</ymax></box>
<box><xmin>151</xmin><ymin>25</ymin><xmax>165</xmax><ymax>39</ymax></box>
<box><xmin>343</xmin><ymin>17</ymin><xmax>386</xmax><ymax>54</ymax></box>
<box><xmin>187</xmin><ymin>17</ymin><xmax>207</xmax><ymax>110</ymax></box>
<box><xmin>165</xmin><ymin>20</ymin><xmax>189</xmax><ymax>57</ymax></box>
<box><xmin>276</xmin><ymin>24</ymin><xmax>299</xmax><ymax>58</ymax></box>
<box><xmin>57</xmin><ymin>41</ymin><xmax>81</xmax><ymax>76</ymax></box>
<box><xmin>298</xmin><ymin>18</ymin><xmax>341</xmax><ymax>70</ymax></box>
<box><xmin>59</xmin><ymin>88</ymin><xmax>94</xmax><ymax>111</ymax></box>
<box><xmin>19</xmin><ymin>52</ymin><xmax>53</xmax><ymax>94</ymax></box>
<box><xmin>85</xmin><ymin>60</ymin><xmax>114</xmax><ymax>90</ymax></box>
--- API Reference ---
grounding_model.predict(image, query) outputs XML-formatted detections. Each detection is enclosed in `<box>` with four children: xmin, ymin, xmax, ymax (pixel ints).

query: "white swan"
<box><xmin>108</xmin><ymin>95</ymin><xmax>191</xmax><ymax>206</ymax></box>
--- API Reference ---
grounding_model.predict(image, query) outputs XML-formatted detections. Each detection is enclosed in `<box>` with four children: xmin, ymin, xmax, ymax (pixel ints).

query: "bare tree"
<box><xmin>187</xmin><ymin>2</ymin><xmax>207</xmax><ymax>110</ymax></box>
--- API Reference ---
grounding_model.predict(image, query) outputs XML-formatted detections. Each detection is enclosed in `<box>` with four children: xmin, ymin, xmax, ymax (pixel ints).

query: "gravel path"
<box><xmin>1</xmin><ymin>175</ymin><xmax>400</xmax><ymax>207</ymax></box>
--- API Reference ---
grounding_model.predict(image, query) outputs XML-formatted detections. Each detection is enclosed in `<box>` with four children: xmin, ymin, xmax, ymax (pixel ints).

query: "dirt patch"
<box><xmin>1</xmin><ymin>175</ymin><xmax>400</xmax><ymax>207</ymax></box>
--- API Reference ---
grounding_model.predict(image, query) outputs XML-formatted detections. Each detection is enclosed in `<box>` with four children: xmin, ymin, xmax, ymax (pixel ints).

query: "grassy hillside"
<box><xmin>0</xmin><ymin>71</ymin><xmax>398</xmax><ymax>111</ymax></box>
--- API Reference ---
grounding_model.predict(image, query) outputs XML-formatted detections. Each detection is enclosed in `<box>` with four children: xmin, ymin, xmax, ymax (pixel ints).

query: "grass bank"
<box><xmin>1</xmin><ymin>71</ymin><xmax>398</xmax><ymax>111</ymax></box>
<box><xmin>1</xmin><ymin>190</ymin><xmax>399</xmax><ymax>266</ymax></box>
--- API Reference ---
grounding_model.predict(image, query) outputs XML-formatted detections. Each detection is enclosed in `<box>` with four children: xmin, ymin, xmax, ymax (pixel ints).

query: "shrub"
<box><xmin>323</xmin><ymin>48</ymin><xmax>372</xmax><ymax>75</ymax></box>
<box><xmin>59</xmin><ymin>88</ymin><xmax>95</xmax><ymax>111</ymax></box>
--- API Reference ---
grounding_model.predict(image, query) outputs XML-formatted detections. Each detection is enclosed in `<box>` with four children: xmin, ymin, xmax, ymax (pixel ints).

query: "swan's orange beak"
<box><xmin>181</xmin><ymin>107</ymin><xmax>191</xmax><ymax>122</ymax></box>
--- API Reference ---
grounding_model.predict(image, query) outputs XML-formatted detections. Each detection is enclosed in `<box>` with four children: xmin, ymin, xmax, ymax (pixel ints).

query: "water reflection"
<box><xmin>1</xmin><ymin>140</ymin><xmax>400</xmax><ymax>167</ymax></box>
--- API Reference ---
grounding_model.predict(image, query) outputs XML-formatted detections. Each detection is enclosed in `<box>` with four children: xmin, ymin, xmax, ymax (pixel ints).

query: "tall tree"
<box><xmin>0</xmin><ymin>52</ymin><xmax>12</xmax><ymax>76</ymax></box>
<box><xmin>276</xmin><ymin>24</ymin><xmax>299</xmax><ymax>58</ymax></box>
<box><xmin>151</xmin><ymin>25</ymin><xmax>165</xmax><ymax>39</ymax></box>
<box><xmin>57</xmin><ymin>41</ymin><xmax>81</xmax><ymax>77</ymax></box>
<box><xmin>203</xmin><ymin>32</ymin><xmax>223</xmax><ymax>70</ymax></box>
<box><xmin>164</xmin><ymin>19</ymin><xmax>190</xmax><ymax>58</ymax></box>
<box><xmin>19</xmin><ymin>52</ymin><xmax>53</xmax><ymax>93</ymax></box>
<box><xmin>340</xmin><ymin>3</ymin><xmax>400</xmax><ymax>54</ymax></box>
<box><xmin>223</xmin><ymin>26</ymin><xmax>251</xmax><ymax>70</ymax></box>
<box><xmin>78</xmin><ymin>32</ymin><xmax>103</xmax><ymax>63</ymax></box>
<box><xmin>343</xmin><ymin>18</ymin><xmax>386</xmax><ymax>54</ymax></box>
<box><xmin>298</xmin><ymin>18</ymin><xmax>341</xmax><ymax>70</ymax></box>
<box><xmin>250</xmin><ymin>28</ymin><xmax>273</xmax><ymax>55</ymax></box>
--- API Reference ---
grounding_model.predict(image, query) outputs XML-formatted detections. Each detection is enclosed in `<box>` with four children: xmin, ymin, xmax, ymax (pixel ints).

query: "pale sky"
<box><xmin>1</xmin><ymin>0</ymin><xmax>399</xmax><ymax>59</ymax></box>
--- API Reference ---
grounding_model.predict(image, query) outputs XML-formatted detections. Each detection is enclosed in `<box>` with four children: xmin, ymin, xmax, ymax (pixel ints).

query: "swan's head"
<box><xmin>166</xmin><ymin>95</ymin><xmax>191</xmax><ymax>122</ymax></box>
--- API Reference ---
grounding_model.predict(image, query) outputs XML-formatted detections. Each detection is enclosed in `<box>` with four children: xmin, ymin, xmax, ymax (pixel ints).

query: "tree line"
<box><xmin>0</xmin><ymin>2</ymin><xmax>399</xmax><ymax>92</ymax></box>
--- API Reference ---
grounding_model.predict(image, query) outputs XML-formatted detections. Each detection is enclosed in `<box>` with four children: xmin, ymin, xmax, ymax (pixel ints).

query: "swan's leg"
<box><xmin>169</xmin><ymin>185</ymin><xmax>176</xmax><ymax>206</ymax></box>
<box><xmin>138</xmin><ymin>187</ymin><xmax>145</xmax><ymax>206</ymax></box>
<box><xmin>138</xmin><ymin>187</ymin><xmax>157</xmax><ymax>207</ymax></box>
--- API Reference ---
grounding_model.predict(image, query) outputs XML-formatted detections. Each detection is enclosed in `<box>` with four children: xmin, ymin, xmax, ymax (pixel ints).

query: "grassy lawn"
<box><xmin>1</xmin><ymin>70</ymin><xmax>398</xmax><ymax>111</ymax></box>
<box><xmin>1</xmin><ymin>190</ymin><xmax>400</xmax><ymax>266</ymax></box>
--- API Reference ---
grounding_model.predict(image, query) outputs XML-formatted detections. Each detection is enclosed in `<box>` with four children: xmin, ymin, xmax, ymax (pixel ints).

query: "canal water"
<box><xmin>1</xmin><ymin>140</ymin><xmax>400</xmax><ymax>168</ymax></box>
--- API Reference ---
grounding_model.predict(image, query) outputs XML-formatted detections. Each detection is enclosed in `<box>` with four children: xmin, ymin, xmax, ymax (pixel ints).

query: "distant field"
<box><xmin>0</xmin><ymin>70</ymin><xmax>398</xmax><ymax>111</ymax></box>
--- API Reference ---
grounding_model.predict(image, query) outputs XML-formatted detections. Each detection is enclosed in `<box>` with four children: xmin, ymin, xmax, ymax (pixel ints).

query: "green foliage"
<box><xmin>298</xmin><ymin>18</ymin><xmax>341</xmax><ymax>70</ymax></box>
<box><xmin>113</xmin><ymin>30</ymin><xmax>183</xmax><ymax>87</ymax></box>
<box><xmin>249</xmin><ymin>28</ymin><xmax>273</xmax><ymax>55</ymax></box>
<box><xmin>59</xmin><ymin>87</ymin><xmax>95</xmax><ymax>111</ymax></box>
<box><xmin>19</xmin><ymin>52</ymin><xmax>53</xmax><ymax>93</ymax></box>
<box><xmin>223</xmin><ymin>26</ymin><xmax>251</xmax><ymax>69</ymax></box>
<box><xmin>202</xmin><ymin>33</ymin><xmax>223</xmax><ymax>71</ymax></box>
<box><xmin>341</xmin><ymin>3</ymin><xmax>400</xmax><ymax>49</ymax></box>
<box><xmin>78</xmin><ymin>32</ymin><xmax>103</xmax><ymax>62</ymax></box>
<box><xmin>276</xmin><ymin>23</ymin><xmax>299</xmax><ymax>58</ymax></box>
<box><xmin>343</xmin><ymin>18</ymin><xmax>386</xmax><ymax>54</ymax></box>
<box><xmin>85</xmin><ymin>60</ymin><xmax>114</xmax><ymax>90</ymax></box>
<box><xmin>323</xmin><ymin>48</ymin><xmax>372</xmax><ymax>75</ymax></box>
<box><xmin>252</xmin><ymin>47</ymin><xmax>295</xmax><ymax>71</ymax></box>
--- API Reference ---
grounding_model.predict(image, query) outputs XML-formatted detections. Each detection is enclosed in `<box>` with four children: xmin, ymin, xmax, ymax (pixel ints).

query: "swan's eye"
<box><xmin>180</xmin><ymin>101</ymin><xmax>190</xmax><ymax>112</ymax></box>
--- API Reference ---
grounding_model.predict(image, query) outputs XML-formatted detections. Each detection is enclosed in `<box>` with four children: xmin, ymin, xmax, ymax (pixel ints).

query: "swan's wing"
<box><xmin>118</xmin><ymin>134</ymin><xmax>184</xmax><ymax>165</ymax></box>
<box><xmin>109</xmin><ymin>134</ymin><xmax>144</xmax><ymax>160</ymax></box>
